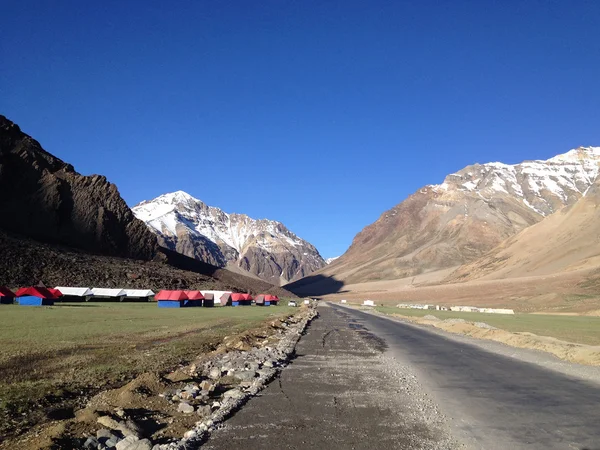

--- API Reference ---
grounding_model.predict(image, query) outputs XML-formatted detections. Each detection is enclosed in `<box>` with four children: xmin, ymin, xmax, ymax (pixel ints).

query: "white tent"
<box><xmin>200</xmin><ymin>290</ymin><xmax>231</xmax><ymax>305</ymax></box>
<box><xmin>91</xmin><ymin>288</ymin><xmax>126</xmax><ymax>298</ymax></box>
<box><xmin>123</xmin><ymin>289</ymin><xmax>155</xmax><ymax>298</ymax></box>
<box><xmin>54</xmin><ymin>287</ymin><xmax>93</xmax><ymax>297</ymax></box>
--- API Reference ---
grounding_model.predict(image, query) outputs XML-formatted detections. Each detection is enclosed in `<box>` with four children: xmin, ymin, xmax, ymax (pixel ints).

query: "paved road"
<box><xmin>206</xmin><ymin>304</ymin><xmax>600</xmax><ymax>450</ymax></box>
<box><xmin>205</xmin><ymin>304</ymin><xmax>457</xmax><ymax>450</ymax></box>
<box><xmin>330</xmin><ymin>305</ymin><xmax>600</xmax><ymax>450</ymax></box>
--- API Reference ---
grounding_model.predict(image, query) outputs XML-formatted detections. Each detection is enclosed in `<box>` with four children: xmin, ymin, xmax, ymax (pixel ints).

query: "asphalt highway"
<box><xmin>206</xmin><ymin>304</ymin><xmax>600</xmax><ymax>449</ymax></box>
<box><xmin>330</xmin><ymin>304</ymin><xmax>600</xmax><ymax>450</ymax></box>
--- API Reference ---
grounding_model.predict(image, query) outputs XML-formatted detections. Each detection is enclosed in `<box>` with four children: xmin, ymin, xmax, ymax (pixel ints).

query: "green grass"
<box><xmin>0</xmin><ymin>302</ymin><xmax>296</xmax><ymax>431</ymax></box>
<box><xmin>374</xmin><ymin>306</ymin><xmax>600</xmax><ymax>346</ymax></box>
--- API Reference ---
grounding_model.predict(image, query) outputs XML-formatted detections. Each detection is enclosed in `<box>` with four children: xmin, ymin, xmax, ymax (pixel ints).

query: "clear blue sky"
<box><xmin>2</xmin><ymin>1</ymin><xmax>599</xmax><ymax>259</ymax></box>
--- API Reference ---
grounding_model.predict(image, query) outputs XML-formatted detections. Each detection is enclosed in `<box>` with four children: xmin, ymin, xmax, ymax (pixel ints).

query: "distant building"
<box><xmin>362</xmin><ymin>300</ymin><xmax>375</xmax><ymax>306</ymax></box>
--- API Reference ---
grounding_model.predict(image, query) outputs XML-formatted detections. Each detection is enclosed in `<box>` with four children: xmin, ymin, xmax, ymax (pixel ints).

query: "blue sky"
<box><xmin>2</xmin><ymin>1</ymin><xmax>599</xmax><ymax>259</ymax></box>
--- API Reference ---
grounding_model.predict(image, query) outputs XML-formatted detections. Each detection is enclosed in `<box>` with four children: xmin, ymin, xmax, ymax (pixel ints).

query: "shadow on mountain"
<box><xmin>285</xmin><ymin>274</ymin><xmax>345</xmax><ymax>296</ymax></box>
<box><xmin>158</xmin><ymin>247</ymin><xmax>220</xmax><ymax>277</ymax></box>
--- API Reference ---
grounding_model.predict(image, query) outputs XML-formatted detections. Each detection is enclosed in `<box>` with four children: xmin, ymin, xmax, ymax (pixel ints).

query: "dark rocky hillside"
<box><xmin>0</xmin><ymin>115</ymin><xmax>157</xmax><ymax>260</ymax></box>
<box><xmin>0</xmin><ymin>230</ymin><xmax>295</xmax><ymax>297</ymax></box>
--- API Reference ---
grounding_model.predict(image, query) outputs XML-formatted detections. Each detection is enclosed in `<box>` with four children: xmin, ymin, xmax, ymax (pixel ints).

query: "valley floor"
<box><xmin>0</xmin><ymin>303</ymin><xmax>297</xmax><ymax>447</ymax></box>
<box><xmin>319</xmin><ymin>267</ymin><xmax>600</xmax><ymax>314</ymax></box>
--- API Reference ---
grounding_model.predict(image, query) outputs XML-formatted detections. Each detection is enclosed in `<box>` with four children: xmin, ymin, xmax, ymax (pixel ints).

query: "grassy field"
<box><xmin>0</xmin><ymin>302</ymin><xmax>296</xmax><ymax>432</ymax></box>
<box><xmin>374</xmin><ymin>306</ymin><xmax>600</xmax><ymax>346</ymax></box>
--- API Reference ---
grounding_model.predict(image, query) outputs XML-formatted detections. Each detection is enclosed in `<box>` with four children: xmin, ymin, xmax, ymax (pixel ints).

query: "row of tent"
<box><xmin>155</xmin><ymin>290</ymin><xmax>280</xmax><ymax>308</ymax></box>
<box><xmin>0</xmin><ymin>286</ymin><xmax>281</xmax><ymax>308</ymax></box>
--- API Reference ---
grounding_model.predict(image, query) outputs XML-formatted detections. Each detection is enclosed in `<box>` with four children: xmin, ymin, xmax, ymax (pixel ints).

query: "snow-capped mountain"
<box><xmin>431</xmin><ymin>146</ymin><xmax>600</xmax><ymax>215</ymax></box>
<box><xmin>132</xmin><ymin>191</ymin><xmax>326</xmax><ymax>285</ymax></box>
<box><xmin>295</xmin><ymin>146</ymin><xmax>600</xmax><ymax>287</ymax></box>
<box><xmin>325</xmin><ymin>257</ymin><xmax>340</xmax><ymax>264</ymax></box>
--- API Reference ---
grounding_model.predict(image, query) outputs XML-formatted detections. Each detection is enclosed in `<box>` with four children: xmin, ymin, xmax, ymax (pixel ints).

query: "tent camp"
<box><xmin>123</xmin><ymin>289</ymin><xmax>155</xmax><ymax>302</ymax></box>
<box><xmin>221</xmin><ymin>292</ymin><xmax>252</xmax><ymax>306</ymax></box>
<box><xmin>91</xmin><ymin>288</ymin><xmax>126</xmax><ymax>301</ymax></box>
<box><xmin>54</xmin><ymin>287</ymin><xmax>93</xmax><ymax>301</ymax></box>
<box><xmin>155</xmin><ymin>290</ymin><xmax>202</xmax><ymax>308</ymax></box>
<box><xmin>0</xmin><ymin>287</ymin><xmax>15</xmax><ymax>304</ymax></box>
<box><xmin>15</xmin><ymin>287</ymin><xmax>58</xmax><ymax>306</ymax></box>
<box><xmin>255</xmin><ymin>294</ymin><xmax>280</xmax><ymax>306</ymax></box>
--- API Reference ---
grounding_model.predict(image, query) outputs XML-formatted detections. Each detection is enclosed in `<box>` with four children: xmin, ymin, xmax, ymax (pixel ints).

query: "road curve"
<box><xmin>331</xmin><ymin>304</ymin><xmax>600</xmax><ymax>450</ymax></box>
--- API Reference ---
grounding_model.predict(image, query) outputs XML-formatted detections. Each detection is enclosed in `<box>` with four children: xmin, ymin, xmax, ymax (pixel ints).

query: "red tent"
<box><xmin>15</xmin><ymin>287</ymin><xmax>58</xmax><ymax>299</ymax></box>
<box><xmin>241</xmin><ymin>293</ymin><xmax>254</xmax><ymax>301</ymax></box>
<box><xmin>184</xmin><ymin>290</ymin><xmax>205</xmax><ymax>300</ymax></box>
<box><xmin>230</xmin><ymin>293</ymin><xmax>246</xmax><ymax>302</ymax></box>
<box><xmin>48</xmin><ymin>288</ymin><xmax>63</xmax><ymax>298</ymax></box>
<box><xmin>155</xmin><ymin>290</ymin><xmax>189</xmax><ymax>301</ymax></box>
<box><xmin>264</xmin><ymin>295</ymin><xmax>279</xmax><ymax>301</ymax></box>
<box><xmin>0</xmin><ymin>287</ymin><xmax>15</xmax><ymax>297</ymax></box>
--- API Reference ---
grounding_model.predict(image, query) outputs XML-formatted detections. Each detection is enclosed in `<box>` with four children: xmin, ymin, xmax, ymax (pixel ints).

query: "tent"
<box><xmin>0</xmin><ymin>287</ymin><xmax>15</xmax><ymax>305</ymax></box>
<box><xmin>48</xmin><ymin>288</ymin><xmax>63</xmax><ymax>299</ymax></box>
<box><xmin>15</xmin><ymin>287</ymin><xmax>58</xmax><ymax>306</ymax></box>
<box><xmin>184</xmin><ymin>290</ymin><xmax>205</xmax><ymax>306</ymax></box>
<box><xmin>123</xmin><ymin>289</ymin><xmax>155</xmax><ymax>302</ymax></box>
<box><xmin>155</xmin><ymin>290</ymin><xmax>202</xmax><ymax>308</ymax></box>
<box><xmin>91</xmin><ymin>288</ymin><xmax>126</xmax><ymax>302</ymax></box>
<box><xmin>201</xmin><ymin>292</ymin><xmax>215</xmax><ymax>307</ymax></box>
<box><xmin>54</xmin><ymin>287</ymin><xmax>93</xmax><ymax>302</ymax></box>
<box><xmin>265</xmin><ymin>294</ymin><xmax>279</xmax><ymax>305</ymax></box>
<box><xmin>201</xmin><ymin>290</ymin><xmax>230</xmax><ymax>306</ymax></box>
<box><xmin>221</xmin><ymin>292</ymin><xmax>252</xmax><ymax>306</ymax></box>
<box><xmin>256</xmin><ymin>294</ymin><xmax>279</xmax><ymax>306</ymax></box>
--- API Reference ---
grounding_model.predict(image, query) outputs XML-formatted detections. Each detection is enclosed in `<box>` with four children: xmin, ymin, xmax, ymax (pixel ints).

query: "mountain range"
<box><xmin>132</xmin><ymin>191</ymin><xmax>326</xmax><ymax>285</ymax></box>
<box><xmin>0</xmin><ymin>115</ymin><xmax>294</xmax><ymax>297</ymax></box>
<box><xmin>289</xmin><ymin>146</ymin><xmax>600</xmax><ymax>294</ymax></box>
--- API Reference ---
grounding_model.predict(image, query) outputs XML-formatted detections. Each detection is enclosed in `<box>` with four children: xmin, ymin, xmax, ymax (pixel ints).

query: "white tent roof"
<box><xmin>54</xmin><ymin>287</ymin><xmax>93</xmax><ymax>297</ymax></box>
<box><xmin>91</xmin><ymin>288</ymin><xmax>126</xmax><ymax>297</ymax></box>
<box><xmin>123</xmin><ymin>289</ymin><xmax>155</xmax><ymax>297</ymax></box>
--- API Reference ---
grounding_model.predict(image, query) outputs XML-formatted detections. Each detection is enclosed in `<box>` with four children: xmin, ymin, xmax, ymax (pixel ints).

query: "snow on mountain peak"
<box><xmin>132</xmin><ymin>191</ymin><xmax>326</xmax><ymax>284</ymax></box>
<box><xmin>429</xmin><ymin>146</ymin><xmax>600</xmax><ymax>216</ymax></box>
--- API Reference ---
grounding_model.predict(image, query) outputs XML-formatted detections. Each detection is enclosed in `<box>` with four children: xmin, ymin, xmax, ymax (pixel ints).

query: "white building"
<box><xmin>362</xmin><ymin>300</ymin><xmax>375</xmax><ymax>306</ymax></box>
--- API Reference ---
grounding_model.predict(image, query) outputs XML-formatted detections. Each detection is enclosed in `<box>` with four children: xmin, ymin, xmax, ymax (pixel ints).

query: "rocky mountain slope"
<box><xmin>133</xmin><ymin>191</ymin><xmax>326</xmax><ymax>285</ymax></box>
<box><xmin>0</xmin><ymin>229</ymin><xmax>294</xmax><ymax>297</ymax></box>
<box><xmin>0</xmin><ymin>115</ymin><xmax>157</xmax><ymax>260</ymax></box>
<box><xmin>290</xmin><ymin>146</ymin><xmax>600</xmax><ymax>288</ymax></box>
<box><xmin>447</xmin><ymin>174</ymin><xmax>600</xmax><ymax>283</ymax></box>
